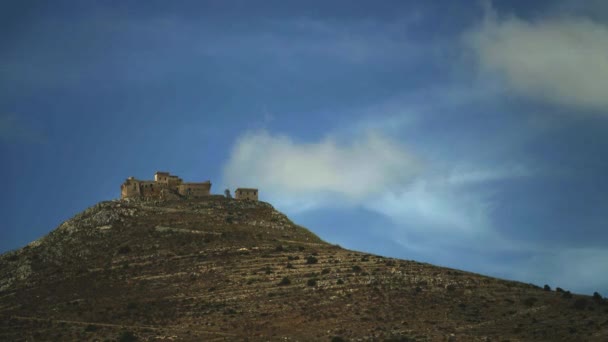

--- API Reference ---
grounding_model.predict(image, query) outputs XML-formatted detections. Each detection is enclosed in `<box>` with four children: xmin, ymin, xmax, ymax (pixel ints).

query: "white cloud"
<box><xmin>222</xmin><ymin>131</ymin><xmax>421</xmax><ymax>208</ymax></box>
<box><xmin>365</xmin><ymin>163</ymin><xmax>531</xmax><ymax>248</ymax></box>
<box><xmin>466</xmin><ymin>12</ymin><xmax>608</xmax><ymax>112</ymax></box>
<box><xmin>368</xmin><ymin>179</ymin><xmax>494</xmax><ymax>236</ymax></box>
<box><xmin>445</xmin><ymin>163</ymin><xmax>532</xmax><ymax>185</ymax></box>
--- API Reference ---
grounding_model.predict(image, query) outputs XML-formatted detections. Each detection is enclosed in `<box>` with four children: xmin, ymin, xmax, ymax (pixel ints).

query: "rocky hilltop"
<box><xmin>0</xmin><ymin>196</ymin><xmax>607</xmax><ymax>341</ymax></box>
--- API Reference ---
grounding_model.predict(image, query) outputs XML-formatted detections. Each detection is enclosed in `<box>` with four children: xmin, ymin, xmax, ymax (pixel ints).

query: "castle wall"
<box><xmin>139</xmin><ymin>181</ymin><xmax>161</xmax><ymax>198</ymax></box>
<box><xmin>167</xmin><ymin>176</ymin><xmax>183</xmax><ymax>187</ymax></box>
<box><xmin>178</xmin><ymin>182</ymin><xmax>211</xmax><ymax>197</ymax></box>
<box><xmin>121</xmin><ymin>178</ymin><xmax>142</xmax><ymax>198</ymax></box>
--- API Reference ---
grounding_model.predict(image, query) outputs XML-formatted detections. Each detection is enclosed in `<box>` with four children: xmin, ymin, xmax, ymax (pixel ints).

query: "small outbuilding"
<box><xmin>235</xmin><ymin>188</ymin><xmax>258</xmax><ymax>201</ymax></box>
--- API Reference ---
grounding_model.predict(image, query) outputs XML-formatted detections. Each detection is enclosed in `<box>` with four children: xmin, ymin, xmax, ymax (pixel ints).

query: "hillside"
<box><xmin>1</xmin><ymin>196</ymin><xmax>607</xmax><ymax>341</ymax></box>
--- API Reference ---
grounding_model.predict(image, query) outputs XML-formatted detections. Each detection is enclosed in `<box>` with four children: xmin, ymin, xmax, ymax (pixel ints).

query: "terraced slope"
<box><xmin>1</xmin><ymin>196</ymin><xmax>607</xmax><ymax>341</ymax></box>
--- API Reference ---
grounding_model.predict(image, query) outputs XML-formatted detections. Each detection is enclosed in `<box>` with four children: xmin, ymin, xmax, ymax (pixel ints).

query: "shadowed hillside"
<box><xmin>1</xmin><ymin>196</ymin><xmax>607</xmax><ymax>341</ymax></box>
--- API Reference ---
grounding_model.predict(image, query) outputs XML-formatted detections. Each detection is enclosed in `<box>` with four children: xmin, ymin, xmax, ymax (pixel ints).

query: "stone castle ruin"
<box><xmin>120</xmin><ymin>171</ymin><xmax>258</xmax><ymax>201</ymax></box>
<box><xmin>234</xmin><ymin>188</ymin><xmax>258</xmax><ymax>201</ymax></box>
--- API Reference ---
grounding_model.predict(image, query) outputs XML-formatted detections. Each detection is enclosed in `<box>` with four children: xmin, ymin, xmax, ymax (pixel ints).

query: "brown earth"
<box><xmin>0</xmin><ymin>196</ymin><xmax>607</xmax><ymax>341</ymax></box>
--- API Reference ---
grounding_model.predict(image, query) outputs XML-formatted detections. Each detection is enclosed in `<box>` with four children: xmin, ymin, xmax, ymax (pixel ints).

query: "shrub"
<box><xmin>322</xmin><ymin>268</ymin><xmax>331</xmax><ymax>275</ymax></box>
<box><xmin>352</xmin><ymin>265</ymin><xmax>362</xmax><ymax>272</ymax></box>
<box><xmin>117</xmin><ymin>245</ymin><xmax>131</xmax><ymax>254</ymax></box>
<box><xmin>307</xmin><ymin>278</ymin><xmax>317</xmax><ymax>287</ymax></box>
<box><xmin>279</xmin><ymin>277</ymin><xmax>291</xmax><ymax>286</ymax></box>
<box><xmin>118</xmin><ymin>331</ymin><xmax>137</xmax><ymax>342</ymax></box>
<box><xmin>384</xmin><ymin>336</ymin><xmax>416</xmax><ymax>342</ymax></box>
<box><xmin>562</xmin><ymin>291</ymin><xmax>573</xmax><ymax>299</ymax></box>
<box><xmin>446</xmin><ymin>284</ymin><xmax>456</xmax><ymax>292</ymax></box>
<box><xmin>556</xmin><ymin>287</ymin><xmax>564</xmax><ymax>293</ymax></box>
<box><xmin>523</xmin><ymin>297</ymin><xmax>538</xmax><ymax>307</ymax></box>
<box><xmin>573</xmin><ymin>298</ymin><xmax>588</xmax><ymax>310</ymax></box>
<box><xmin>593</xmin><ymin>292</ymin><xmax>603</xmax><ymax>302</ymax></box>
<box><xmin>331</xmin><ymin>337</ymin><xmax>347</xmax><ymax>342</ymax></box>
<box><xmin>543</xmin><ymin>284</ymin><xmax>551</xmax><ymax>291</ymax></box>
<box><xmin>286</xmin><ymin>263</ymin><xmax>295</xmax><ymax>269</ymax></box>
<box><xmin>84</xmin><ymin>324</ymin><xmax>98</xmax><ymax>332</ymax></box>
<box><xmin>337</xmin><ymin>279</ymin><xmax>344</xmax><ymax>285</ymax></box>
<box><xmin>306</xmin><ymin>256</ymin><xmax>318</xmax><ymax>264</ymax></box>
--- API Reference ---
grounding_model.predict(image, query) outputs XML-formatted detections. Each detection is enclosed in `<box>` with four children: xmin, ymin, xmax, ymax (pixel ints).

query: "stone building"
<box><xmin>121</xmin><ymin>172</ymin><xmax>211</xmax><ymax>199</ymax></box>
<box><xmin>235</xmin><ymin>188</ymin><xmax>258</xmax><ymax>201</ymax></box>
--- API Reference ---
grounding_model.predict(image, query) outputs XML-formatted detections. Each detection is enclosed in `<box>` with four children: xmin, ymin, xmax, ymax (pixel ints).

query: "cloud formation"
<box><xmin>222</xmin><ymin>131</ymin><xmax>420</xmax><ymax>205</ymax></box>
<box><xmin>222</xmin><ymin>130</ymin><xmax>525</xmax><ymax>244</ymax></box>
<box><xmin>369</xmin><ymin>179</ymin><xmax>494</xmax><ymax>237</ymax></box>
<box><xmin>466</xmin><ymin>12</ymin><xmax>608</xmax><ymax>112</ymax></box>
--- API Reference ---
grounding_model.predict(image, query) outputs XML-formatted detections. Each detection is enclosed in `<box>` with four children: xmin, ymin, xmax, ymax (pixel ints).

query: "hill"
<box><xmin>1</xmin><ymin>196</ymin><xmax>607</xmax><ymax>341</ymax></box>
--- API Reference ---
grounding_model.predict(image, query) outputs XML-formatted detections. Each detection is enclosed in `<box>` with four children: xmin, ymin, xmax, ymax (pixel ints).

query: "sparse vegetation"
<box><xmin>1</xmin><ymin>196</ymin><xmax>605</xmax><ymax>341</ymax></box>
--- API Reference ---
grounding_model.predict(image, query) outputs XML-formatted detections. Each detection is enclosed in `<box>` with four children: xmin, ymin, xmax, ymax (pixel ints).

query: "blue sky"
<box><xmin>2</xmin><ymin>0</ymin><xmax>608</xmax><ymax>295</ymax></box>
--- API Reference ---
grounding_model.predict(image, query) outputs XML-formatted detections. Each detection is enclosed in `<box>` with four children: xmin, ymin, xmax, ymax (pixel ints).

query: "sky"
<box><xmin>1</xmin><ymin>0</ymin><xmax>608</xmax><ymax>295</ymax></box>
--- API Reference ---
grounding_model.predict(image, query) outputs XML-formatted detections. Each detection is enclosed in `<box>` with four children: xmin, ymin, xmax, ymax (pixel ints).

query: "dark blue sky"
<box><xmin>2</xmin><ymin>0</ymin><xmax>608</xmax><ymax>295</ymax></box>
